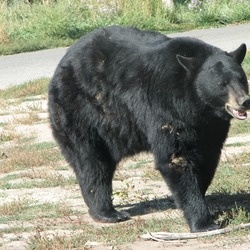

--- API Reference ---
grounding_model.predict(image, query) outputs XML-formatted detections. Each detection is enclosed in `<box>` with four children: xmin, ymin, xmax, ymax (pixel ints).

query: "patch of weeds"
<box><xmin>225</xmin><ymin>142</ymin><xmax>249</xmax><ymax>147</ymax></box>
<box><xmin>27</xmin><ymin>230</ymin><xmax>82</xmax><ymax>250</ymax></box>
<box><xmin>231</xmin><ymin>151</ymin><xmax>250</xmax><ymax>165</ymax></box>
<box><xmin>25</xmin><ymin>101</ymin><xmax>44</xmax><ymax>112</ymax></box>
<box><xmin>0</xmin><ymin>192</ymin><xmax>7</xmax><ymax>198</ymax></box>
<box><xmin>54</xmin><ymin>165</ymin><xmax>69</xmax><ymax>171</ymax></box>
<box><xmin>0</xmin><ymin>78</ymin><xmax>49</xmax><ymax>99</ymax></box>
<box><xmin>26</xmin><ymin>216</ymin><xmax>187</xmax><ymax>250</ymax></box>
<box><xmin>127</xmin><ymin>160</ymin><xmax>153</xmax><ymax>170</ymax></box>
<box><xmin>30</xmin><ymin>141</ymin><xmax>57</xmax><ymax>150</ymax></box>
<box><xmin>0</xmin><ymin>99</ymin><xmax>6</xmax><ymax>108</ymax></box>
<box><xmin>113</xmin><ymin>183</ymin><xmax>133</xmax><ymax>202</ymax></box>
<box><xmin>0</xmin><ymin>170</ymin><xmax>76</xmax><ymax>189</ymax></box>
<box><xmin>0</xmin><ymin>129</ymin><xmax>21</xmax><ymax>143</ymax></box>
<box><xmin>218</xmin><ymin>206</ymin><xmax>250</xmax><ymax>226</ymax></box>
<box><xmin>21</xmin><ymin>97</ymin><xmax>42</xmax><ymax>102</ymax></box>
<box><xmin>11</xmin><ymin>113</ymin><xmax>42</xmax><ymax>125</ymax></box>
<box><xmin>0</xmin><ymin>226</ymin><xmax>34</xmax><ymax>235</ymax></box>
<box><xmin>0</xmin><ymin>173</ymin><xmax>19</xmax><ymax>183</ymax></box>
<box><xmin>209</xmin><ymin>152</ymin><xmax>250</xmax><ymax>198</ymax></box>
<box><xmin>208</xmin><ymin>160</ymin><xmax>250</xmax><ymax>195</ymax></box>
<box><xmin>0</xmin><ymin>198</ymin><xmax>30</xmax><ymax>216</ymax></box>
<box><xmin>1</xmin><ymin>143</ymin><xmax>63</xmax><ymax>173</ymax></box>
<box><xmin>19</xmin><ymin>136</ymin><xmax>37</xmax><ymax>144</ymax></box>
<box><xmin>143</xmin><ymin>168</ymin><xmax>161</xmax><ymax>181</ymax></box>
<box><xmin>33</xmin><ymin>202</ymin><xmax>75</xmax><ymax>220</ymax></box>
<box><xmin>25</xmin><ymin>174</ymin><xmax>76</xmax><ymax>189</ymax></box>
<box><xmin>0</xmin><ymin>173</ymin><xmax>24</xmax><ymax>189</ymax></box>
<box><xmin>0</xmin><ymin>99</ymin><xmax>22</xmax><ymax>115</ymax></box>
<box><xmin>0</xmin><ymin>201</ymin><xmax>75</xmax><ymax>224</ymax></box>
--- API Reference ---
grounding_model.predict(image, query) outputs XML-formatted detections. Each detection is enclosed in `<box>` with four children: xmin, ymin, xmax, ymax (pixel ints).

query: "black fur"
<box><xmin>48</xmin><ymin>26</ymin><xmax>249</xmax><ymax>232</ymax></box>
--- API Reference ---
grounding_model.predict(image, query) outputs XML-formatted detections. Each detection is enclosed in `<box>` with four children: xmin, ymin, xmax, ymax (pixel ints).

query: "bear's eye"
<box><xmin>221</xmin><ymin>80</ymin><xmax>228</xmax><ymax>87</ymax></box>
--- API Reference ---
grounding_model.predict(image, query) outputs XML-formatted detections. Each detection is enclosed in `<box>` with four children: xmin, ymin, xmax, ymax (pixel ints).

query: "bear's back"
<box><xmin>65</xmin><ymin>26</ymin><xmax>221</xmax><ymax>81</ymax></box>
<box><xmin>102</xmin><ymin>25</ymin><xmax>171</xmax><ymax>47</ymax></box>
<box><xmin>63</xmin><ymin>26</ymin><xmax>173</xmax><ymax>64</ymax></box>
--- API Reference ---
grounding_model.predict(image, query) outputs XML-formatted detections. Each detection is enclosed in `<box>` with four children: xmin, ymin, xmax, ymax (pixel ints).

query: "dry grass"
<box><xmin>27</xmin><ymin>216</ymin><xmax>184</xmax><ymax>250</ymax></box>
<box><xmin>0</xmin><ymin>78</ymin><xmax>49</xmax><ymax>100</ymax></box>
<box><xmin>14</xmin><ymin>169</ymin><xmax>76</xmax><ymax>189</ymax></box>
<box><xmin>0</xmin><ymin>129</ymin><xmax>22</xmax><ymax>143</ymax></box>
<box><xmin>0</xmin><ymin>143</ymin><xmax>62</xmax><ymax>173</ymax></box>
<box><xmin>11</xmin><ymin>113</ymin><xmax>42</xmax><ymax>125</ymax></box>
<box><xmin>0</xmin><ymin>23</ymin><xmax>9</xmax><ymax>44</ymax></box>
<box><xmin>26</xmin><ymin>101</ymin><xmax>44</xmax><ymax>112</ymax></box>
<box><xmin>0</xmin><ymin>198</ymin><xmax>29</xmax><ymax>216</ymax></box>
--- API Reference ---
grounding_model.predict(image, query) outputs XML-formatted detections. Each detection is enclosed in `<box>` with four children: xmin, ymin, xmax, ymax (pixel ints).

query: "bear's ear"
<box><xmin>229</xmin><ymin>43</ymin><xmax>247</xmax><ymax>64</ymax></box>
<box><xmin>176</xmin><ymin>54</ymin><xmax>197</xmax><ymax>72</ymax></box>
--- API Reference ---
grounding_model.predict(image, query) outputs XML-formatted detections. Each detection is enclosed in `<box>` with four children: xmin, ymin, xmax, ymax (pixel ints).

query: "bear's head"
<box><xmin>177</xmin><ymin>44</ymin><xmax>250</xmax><ymax>120</ymax></box>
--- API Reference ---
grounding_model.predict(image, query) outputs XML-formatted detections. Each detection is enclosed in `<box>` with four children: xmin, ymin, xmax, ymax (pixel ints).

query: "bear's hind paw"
<box><xmin>90</xmin><ymin>209</ymin><xmax>130</xmax><ymax>223</ymax></box>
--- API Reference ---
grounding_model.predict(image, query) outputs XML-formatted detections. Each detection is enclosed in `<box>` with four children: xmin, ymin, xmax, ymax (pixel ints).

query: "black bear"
<box><xmin>48</xmin><ymin>26</ymin><xmax>250</xmax><ymax>232</ymax></box>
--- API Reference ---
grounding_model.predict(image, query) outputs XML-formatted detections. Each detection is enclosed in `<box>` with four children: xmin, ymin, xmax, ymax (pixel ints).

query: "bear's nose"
<box><xmin>239</xmin><ymin>96</ymin><xmax>250</xmax><ymax>110</ymax></box>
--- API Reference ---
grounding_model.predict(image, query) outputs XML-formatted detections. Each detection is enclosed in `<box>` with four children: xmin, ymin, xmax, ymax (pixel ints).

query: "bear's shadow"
<box><xmin>117</xmin><ymin>192</ymin><xmax>250</xmax><ymax>218</ymax></box>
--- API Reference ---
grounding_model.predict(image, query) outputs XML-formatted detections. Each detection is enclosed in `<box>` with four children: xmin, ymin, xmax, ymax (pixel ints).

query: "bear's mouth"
<box><xmin>225</xmin><ymin>104</ymin><xmax>247</xmax><ymax>120</ymax></box>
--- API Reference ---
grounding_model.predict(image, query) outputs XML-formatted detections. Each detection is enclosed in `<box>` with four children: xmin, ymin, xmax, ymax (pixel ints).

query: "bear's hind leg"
<box><xmin>69</xmin><ymin>140</ymin><xmax>129</xmax><ymax>223</ymax></box>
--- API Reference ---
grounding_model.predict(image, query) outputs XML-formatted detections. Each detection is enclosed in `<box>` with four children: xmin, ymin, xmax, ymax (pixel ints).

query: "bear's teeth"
<box><xmin>233</xmin><ymin>109</ymin><xmax>247</xmax><ymax>120</ymax></box>
<box><xmin>239</xmin><ymin>111</ymin><xmax>247</xmax><ymax>119</ymax></box>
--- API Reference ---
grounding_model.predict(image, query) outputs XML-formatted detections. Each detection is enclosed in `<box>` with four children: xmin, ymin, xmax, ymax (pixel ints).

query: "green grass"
<box><xmin>243</xmin><ymin>52</ymin><xmax>250</xmax><ymax>77</ymax></box>
<box><xmin>29</xmin><ymin>141</ymin><xmax>58</xmax><ymax>150</ymax></box>
<box><xmin>127</xmin><ymin>160</ymin><xmax>153</xmax><ymax>170</ymax></box>
<box><xmin>229</xmin><ymin>118</ymin><xmax>250</xmax><ymax>136</ymax></box>
<box><xmin>209</xmin><ymin>162</ymin><xmax>250</xmax><ymax>195</ymax></box>
<box><xmin>0</xmin><ymin>173</ymin><xmax>76</xmax><ymax>189</ymax></box>
<box><xmin>226</xmin><ymin>142</ymin><xmax>249</xmax><ymax>147</ymax></box>
<box><xmin>1</xmin><ymin>0</ymin><xmax>250</xmax><ymax>55</ymax></box>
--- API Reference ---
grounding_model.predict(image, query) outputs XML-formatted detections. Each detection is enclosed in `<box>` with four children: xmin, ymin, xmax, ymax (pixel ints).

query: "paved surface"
<box><xmin>0</xmin><ymin>23</ymin><xmax>250</xmax><ymax>89</ymax></box>
<box><xmin>169</xmin><ymin>23</ymin><xmax>250</xmax><ymax>51</ymax></box>
<box><xmin>0</xmin><ymin>47</ymin><xmax>67</xmax><ymax>89</ymax></box>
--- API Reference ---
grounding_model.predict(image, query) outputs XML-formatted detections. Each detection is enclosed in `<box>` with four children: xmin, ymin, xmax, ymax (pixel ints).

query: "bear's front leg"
<box><xmin>156</xmin><ymin>155</ymin><xmax>219</xmax><ymax>232</ymax></box>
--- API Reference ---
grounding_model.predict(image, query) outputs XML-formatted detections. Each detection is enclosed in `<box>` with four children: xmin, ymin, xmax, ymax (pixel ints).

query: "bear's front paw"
<box><xmin>89</xmin><ymin>209</ymin><xmax>130</xmax><ymax>223</ymax></box>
